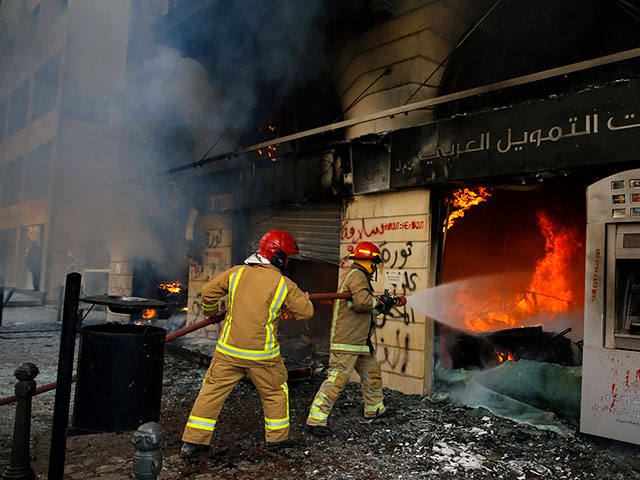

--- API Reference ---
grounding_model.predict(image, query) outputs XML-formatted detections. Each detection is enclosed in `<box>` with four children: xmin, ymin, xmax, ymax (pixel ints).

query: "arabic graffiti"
<box><xmin>379</xmin><ymin>329</ymin><xmax>409</xmax><ymax>374</ymax></box>
<box><xmin>380</xmin><ymin>241</ymin><xmax>413</xmax><ymax>269</ymax></box>
<box><xmin>341</xmin><ymin>218</ymin><xmax>426</xmax><ymax>244</ymax></box>
<box><xmin>203</xmin><ymin>229</ymin><xmax>225</xmax><ymax>248</ymax></box>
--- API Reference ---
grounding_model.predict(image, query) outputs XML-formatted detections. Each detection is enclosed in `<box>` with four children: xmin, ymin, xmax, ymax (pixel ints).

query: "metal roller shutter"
<box><xmin>248</xmin><ymin>202</ymin><xmax>341</xmax><ymax>264</ymax></box>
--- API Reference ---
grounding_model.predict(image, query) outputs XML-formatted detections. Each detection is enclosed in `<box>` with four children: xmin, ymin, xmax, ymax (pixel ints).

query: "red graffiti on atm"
<box><xmin>610</xmin><ymin>383</ymin><xmax>618</xmax><ymax>413</ymax></box>
<box><xmin>591</xmin><ymin>248</ymin><xmax>601</xmax><ymax>302</ymax></box>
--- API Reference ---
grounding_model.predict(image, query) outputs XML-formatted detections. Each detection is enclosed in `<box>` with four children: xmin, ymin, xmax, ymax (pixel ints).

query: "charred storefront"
<box><xmin>346</xmin><ymin>75</ymin><xmax>640</xmax><ymax>444</ymax></box>
<box><xmin>141</xmin><ymin>0</ymin><xmax>640</xmax><ymax>446</ymax></box>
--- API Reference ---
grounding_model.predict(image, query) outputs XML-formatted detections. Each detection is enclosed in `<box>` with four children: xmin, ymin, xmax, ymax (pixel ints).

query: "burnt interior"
<box><xmin>437</xmin><ymin>178</ymin><xmax>588</xmax><ymax>369</ymax></box>
<box><xmin>131</xmin><ymin>258</ymin><xmax>188</xmax><ymax>321</ymax></box>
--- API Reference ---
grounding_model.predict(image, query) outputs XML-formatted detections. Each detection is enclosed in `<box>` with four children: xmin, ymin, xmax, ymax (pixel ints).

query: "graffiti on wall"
<box><xmin>339</xmin><ymin>214</ymin><xmax>429</xmax><ymax>377</ymax></box>
<box><xmin>378</xmin><ymin>328</ymin><xmax>410</xmax><ymax>374</ymax></box>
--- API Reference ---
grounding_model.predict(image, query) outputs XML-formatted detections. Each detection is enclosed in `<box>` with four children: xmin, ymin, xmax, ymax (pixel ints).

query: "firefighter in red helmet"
<box><xmin>180</xmin><ymin>230</ymin><xmax>314</xmax><ymax>457</ymax></box>
<box><xmin>305</xmin><ymin>241</ymin><xmax>405</xmax><ymax>436</ymax></box>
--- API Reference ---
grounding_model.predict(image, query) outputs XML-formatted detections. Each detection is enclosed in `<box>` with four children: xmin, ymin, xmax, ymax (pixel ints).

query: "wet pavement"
<box><xmin>2</xmin><ymin>305</ymin><xmax>640</xmax><ymax>479</ymax></box>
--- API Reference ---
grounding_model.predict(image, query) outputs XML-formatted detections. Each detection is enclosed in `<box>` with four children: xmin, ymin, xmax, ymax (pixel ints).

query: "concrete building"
<box><xmin>0</xmin><ymin>0</ymin><xmax>133</xmax><ymax>301</ymax></box>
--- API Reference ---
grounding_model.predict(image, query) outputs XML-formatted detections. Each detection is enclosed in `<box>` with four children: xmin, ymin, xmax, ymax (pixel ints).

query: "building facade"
<box><xmin>0</xmin><ymin>0</ymin><xmax>132</xmax><ymax>300</ymax></box>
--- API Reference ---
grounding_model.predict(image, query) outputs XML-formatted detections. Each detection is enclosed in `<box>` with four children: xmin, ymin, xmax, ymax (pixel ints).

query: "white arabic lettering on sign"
<box><xmin>398</xmin><ymin>111</ymin><xmax>640</xmax><ymax>174</ymax></box>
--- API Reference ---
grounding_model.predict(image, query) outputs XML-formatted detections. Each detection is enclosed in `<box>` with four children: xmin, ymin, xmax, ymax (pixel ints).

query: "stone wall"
<box><xmin>332</xmin><ymin>0</ymin><xmax>493</xmax><ymax>139</ymax></box>
<box><xmin>340</xmin><ymin>188</ymin><xmax>434</xmax><ymax>395</ymax></box>
<box><xmin>185</xmin><ymin>209</ymin><xmax>233</xmax><ymax>339</ymax></box>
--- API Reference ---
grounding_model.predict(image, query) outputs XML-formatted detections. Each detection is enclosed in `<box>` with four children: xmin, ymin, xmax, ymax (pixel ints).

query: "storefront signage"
<box><xmin>389</xmin><ymin>78</ymin><xmax>640</xmax><ymax>188</ymax></box>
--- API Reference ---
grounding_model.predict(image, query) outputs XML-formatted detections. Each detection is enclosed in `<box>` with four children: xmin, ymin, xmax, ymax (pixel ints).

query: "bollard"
<box><xmin>1</xmin><ymin>363</ymin><xmax>39</xmax><ymax>480</ymax></box>
<box><xmin>132</xmin><ymin>422</ymin><xmax>164</xmax><ymax>480</ymax></box>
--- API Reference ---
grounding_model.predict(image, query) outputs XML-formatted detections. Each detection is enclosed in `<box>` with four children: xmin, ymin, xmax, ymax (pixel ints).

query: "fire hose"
<box><xmin>0</xmin><ymin>291</ymin><xmax>406</xmax><ymax>406</ymax></box>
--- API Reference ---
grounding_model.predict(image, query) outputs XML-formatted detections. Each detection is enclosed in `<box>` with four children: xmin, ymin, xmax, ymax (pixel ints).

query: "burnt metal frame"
<box><xmin>105</xmin><ymin>45</ymin><xmax>640</xmax><ymax>190</ymax></box>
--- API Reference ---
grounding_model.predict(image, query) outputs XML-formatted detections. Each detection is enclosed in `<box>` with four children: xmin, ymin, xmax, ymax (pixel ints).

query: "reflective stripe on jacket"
<box><xmin>330</xmin><ymin>264</ymin><xmax>377</xmax><ymax>354</ymax></box>
<box><xmin>201</xmin><ymin>263</ymin><xmax>314</xmax><ymax>364</ymax></box>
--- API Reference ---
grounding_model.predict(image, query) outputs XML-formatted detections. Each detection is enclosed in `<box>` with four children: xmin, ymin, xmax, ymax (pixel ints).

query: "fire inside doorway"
<box><xmin>437</xmin><ymin>180</ymin><xmax>588</xmax><ymax>370</ymax></box>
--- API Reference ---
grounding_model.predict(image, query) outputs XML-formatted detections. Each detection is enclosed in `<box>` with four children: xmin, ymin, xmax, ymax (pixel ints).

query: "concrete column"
<box><xmin>107</xmin><ymin>250</ymin><xmax>133</xmax><ymax>323</ymax></box>
<box><xmin>340</xmin><ymin>188</ymin><xmax>434</xmax><ymax>395</ymax></box>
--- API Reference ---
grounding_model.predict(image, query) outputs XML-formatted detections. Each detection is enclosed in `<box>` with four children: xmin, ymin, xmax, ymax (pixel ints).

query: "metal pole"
<box><xmin>0</xmin><ymin>275</ymin><xmax>4</xmax><ymax>327</ymax></box>
<box><xmin>1</xmin><ymin>363</ymin><xmax>38</xmax><ymax>480</ymax></box>
<box><xmin>47</xmin><ymin>272</ymin><xmax>82</xmax><ymax>480</ymax></box>
<box><xmin>55</xmin><ymin>285</ymin><xmax>64</xmax><ymax>324</ymax></box>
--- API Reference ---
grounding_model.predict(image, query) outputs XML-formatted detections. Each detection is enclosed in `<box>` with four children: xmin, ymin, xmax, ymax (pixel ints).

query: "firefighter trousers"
<box><xmin>306</xmin><ymin>351</ymin><xmax>385</xmax><ymax>426</ymax></box>
<box><xmin>182</xmin><ymin>354</ymin><xmax>290</xmax><ymax>445</ymax></box>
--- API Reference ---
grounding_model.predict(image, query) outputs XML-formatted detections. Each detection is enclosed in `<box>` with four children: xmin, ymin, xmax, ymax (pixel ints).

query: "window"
<box><xmin>1</xmin><ymin>158</ymin><xmax>23</xmax><ymax>206</ymax></box>
<box><xmin>8</xmin><ymin>80</ymin><xmax>30</xmax><ymax>135</ymax></box>
<box><xmin>23</xmin><ymin>142</ymin><xmax>51</xmax><ymax>201</ymax></box>
<box><xmin>32</xmin><ymin>53</ymin><xmax>60</xmax><ymax>120</ymax></box>
<box><xmin>0</xmin><ymin>99</ymin><xmax>6</xmax><ymax>139</ymax></box>
<box><xmin>62</xmin><ymin>93</ymin><xmax>110</xmax><ymax>125</ymax></box>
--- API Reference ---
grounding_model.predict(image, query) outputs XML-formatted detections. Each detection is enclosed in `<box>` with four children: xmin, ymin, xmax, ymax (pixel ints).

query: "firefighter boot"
<box><xmin>306</xmin><ymin>424</ymin><xmax>333</xmax><ymax>437</ymax></box>
<box><xmin>370</xmin><ymin>408</ymin><xmax>394</xmax><ymax>420</ymax></box>
<box><xmin>180</xmin><ymin>442</ymin><xmax>209</xmax><ymax>459</ymax></box>
<box><xmin>265</xmin><ymin>439</ymin><xmax>295</xmax><ymax>452</ymax></box>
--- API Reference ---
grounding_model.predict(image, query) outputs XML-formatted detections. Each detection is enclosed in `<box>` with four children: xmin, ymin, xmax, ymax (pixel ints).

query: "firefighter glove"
<box><xmin>377</xmin><ymin>291</ymin><xmax>396</xmax><ymax>315</ymax></box>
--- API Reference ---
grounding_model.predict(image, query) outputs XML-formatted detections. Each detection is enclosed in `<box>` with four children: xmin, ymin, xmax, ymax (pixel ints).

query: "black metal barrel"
<box><xmin>72</xmin><ymin>324</ymin><xmax>166</xmax><ymax>433</ymax></box>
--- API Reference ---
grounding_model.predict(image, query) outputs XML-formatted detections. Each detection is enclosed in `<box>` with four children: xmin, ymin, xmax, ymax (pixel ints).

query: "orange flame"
<box><xmin>181</xmin><ymin>306</ymin><xmax>188</xmax><ymax>312</ymax></box>
<box><xmin>258</xmin><ymin>144</ymin><xmax>277</xmax><ymax>162</ymax></box>
<box><xmin>458</xmin><ymin>210</ymin><xmax>581</xmax><ymax>332</ymax></box>
<box><xmin>142</xmin><ymin>309</ymin><xmax>157</xmax><ymax>320</ymax></box>
<box><xmin>158</xmin><ymin>282</ymin><xmax>182</xmax><ymax>294</ymax></box>
<box><xmin>494</xmin><ymin>347</ymin><xmax>515</xmax><ymax>363</ymax></box>
<box><xmin>445</xmin><ymin>187</ymin><xmax>492</xmax><ymax>231</ymax></box>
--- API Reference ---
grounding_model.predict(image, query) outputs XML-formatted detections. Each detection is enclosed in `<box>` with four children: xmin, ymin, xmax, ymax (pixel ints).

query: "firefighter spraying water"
<box><xmin>306</xmin><ymin>241</ymin><xmax>406</xmax><ymax>437</ymax></box>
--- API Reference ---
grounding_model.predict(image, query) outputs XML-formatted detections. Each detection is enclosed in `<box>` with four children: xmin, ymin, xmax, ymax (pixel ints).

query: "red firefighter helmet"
<box><xmin>348</xmin><ymin>241</ymin><xmax>382</xmax><ymax>264</ymax></box>
<box><xmin>257</xmin><ymin>230</ymin><xmax>299</xmax><ymax>269</ymax></box>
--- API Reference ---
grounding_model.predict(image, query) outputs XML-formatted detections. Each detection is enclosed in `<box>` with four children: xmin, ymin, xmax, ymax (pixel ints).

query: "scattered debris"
<box><xmin>1</xmin><ymin>309</ymin><xmax>640</xmax><ymax>478</ymax></box>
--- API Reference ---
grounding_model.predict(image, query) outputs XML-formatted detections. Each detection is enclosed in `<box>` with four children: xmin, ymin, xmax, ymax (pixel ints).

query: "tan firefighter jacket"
<box><xmin>330</xmin><ymin>264</ymin><xmax>380</xmax><ymax>354</ymax></box>
<box><xmin>201</xmin><ymin>263</ymin><xmax>314</xmax><ymax>364</ymax></box>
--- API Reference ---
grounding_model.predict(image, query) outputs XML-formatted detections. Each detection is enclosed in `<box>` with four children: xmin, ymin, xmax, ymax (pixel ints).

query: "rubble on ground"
<box><xmin>1</xmin><ymin>310</ymin><xmax>640</xmax><ymax>479</ymax></box>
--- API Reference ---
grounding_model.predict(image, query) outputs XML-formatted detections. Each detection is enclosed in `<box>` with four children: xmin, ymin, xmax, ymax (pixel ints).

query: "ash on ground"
<box><xmin>1</xmin><ymin>307</ymin><xmax>640</xmax><ymax>479</ymax></box>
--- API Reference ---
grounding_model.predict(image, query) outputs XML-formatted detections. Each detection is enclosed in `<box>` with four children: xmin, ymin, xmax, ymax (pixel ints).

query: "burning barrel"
<box><xmin>72</xmin><ymin>323</ymin><xmax>166</xmax><ymax>433</ymax></box>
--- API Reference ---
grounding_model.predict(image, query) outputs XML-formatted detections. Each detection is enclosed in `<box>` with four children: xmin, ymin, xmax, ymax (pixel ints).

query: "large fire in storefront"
<box><xmin>453</xmin><ymin>209</ymin><xmax>582</xmax><ymax>333</ymax></box>
<box><xmin>422</xmin><ymin>184</ymin><xmax>587</xmax><ymax>368</ymax></box>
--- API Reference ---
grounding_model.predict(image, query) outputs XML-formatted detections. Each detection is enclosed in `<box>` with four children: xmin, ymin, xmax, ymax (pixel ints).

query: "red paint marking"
<box><xmin>626</xmin><ymin>370</ymin><xmax>630</xmax><ymax>388</ymax></box>
<box><xmin>341</xmin><ymin>218</ymin><xmax>425</xmax><ymax>244</ymax></box>
<box><xmin>636</xmin><ymin>370</ymin><xmax>640</xmax><ymax>386</ymax></box>
<box><xmin>610</xmin><ymin>383</ymin><xmax>618</xmax><ymax>413</ymax></box>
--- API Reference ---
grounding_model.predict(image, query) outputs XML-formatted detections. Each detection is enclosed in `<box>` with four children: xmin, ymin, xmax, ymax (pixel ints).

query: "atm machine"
<box><xmin>581</xmin><ymin>168</ymin><xmax>640</xmax><ymax>445</ymax></box>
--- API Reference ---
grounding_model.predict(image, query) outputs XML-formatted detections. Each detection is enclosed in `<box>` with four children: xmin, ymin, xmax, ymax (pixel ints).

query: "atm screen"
<box><xmin>623</xmin><ymin>270</ymin><xmax>640</xmax><ymax>334</ymax></box>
